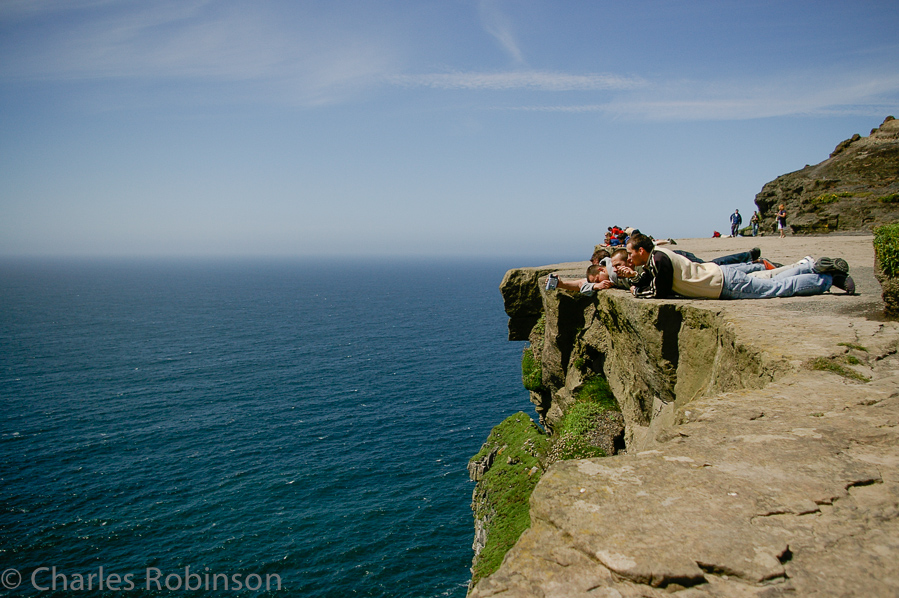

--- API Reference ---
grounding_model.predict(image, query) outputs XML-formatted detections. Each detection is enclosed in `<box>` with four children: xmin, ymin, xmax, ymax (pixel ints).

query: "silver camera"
<box><xmin>545</xmin><ymin>274</ymin><xmax>559</xmax><ymax>290</ymax></box>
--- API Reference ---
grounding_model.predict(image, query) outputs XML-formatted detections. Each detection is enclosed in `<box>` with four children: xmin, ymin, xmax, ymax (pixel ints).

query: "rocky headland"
<box><xmin>754</xmin><ymin>116</ymin><xmax>899</xmax><ymax>234</ymax></box>
<box><xmin>469</xmin><ymin>235</ymin><xmax>899</xmax><ymax>597</ymax></box>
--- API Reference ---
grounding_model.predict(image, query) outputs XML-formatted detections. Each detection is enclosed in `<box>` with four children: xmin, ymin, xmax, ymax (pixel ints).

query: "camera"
<box><xmin>545</xmin><ymin>274</ymin><xmax>559</xmax><ymax>290</ymax></box>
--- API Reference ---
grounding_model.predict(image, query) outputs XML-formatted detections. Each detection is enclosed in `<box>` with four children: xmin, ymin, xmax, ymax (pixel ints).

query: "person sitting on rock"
<box><xmin>625</xmin><ymin>233</ymin><xmax>855</xmax><ymax>299</ymax></box>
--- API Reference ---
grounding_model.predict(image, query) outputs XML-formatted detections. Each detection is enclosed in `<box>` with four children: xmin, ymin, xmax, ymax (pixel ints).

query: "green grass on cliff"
<box><xmin>521</xmin><ymin>346</ymin><xmax>543</xmax><ymax>391</ymax></box>
<box><xmin>547</xmin><ymin>376</ymin><xmax>621</xmax><ymax>463</ymax></box>
<box><xmin>469</xmin><ymin>413</ymin><xmax>549</xmax><ymax>589</ymax></box>
<box><xmin>875</xmin><ymin>222</ymin><xmax>899</xmax><ymax>278</ymax></box>
<box><xmin>575</xmin><ymin>376</ymin><xmax>619</xmax><ymax>411</ymax></box>
<box><xmin>548</xmin><ymin>402</ymin><xmax>610</xmax><ymax>461</ymax></box>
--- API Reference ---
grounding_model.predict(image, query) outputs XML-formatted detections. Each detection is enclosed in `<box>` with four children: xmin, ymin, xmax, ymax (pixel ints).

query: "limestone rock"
<box><xmin>501</xmin><ymin>262</ymin><xmax>588</xmax><ymax>341</ymax></box>
<box><xmin>473</xmin><ymin>236</ymin><xmax>899</xmax><ymax>597</ymax></box>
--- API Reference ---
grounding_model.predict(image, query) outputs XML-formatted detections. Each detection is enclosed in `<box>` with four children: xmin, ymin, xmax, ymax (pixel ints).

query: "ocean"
<box><xmin>0</xmin><ymin>257</ymin><xmax>535</xmax><ymax>597</ymax></box>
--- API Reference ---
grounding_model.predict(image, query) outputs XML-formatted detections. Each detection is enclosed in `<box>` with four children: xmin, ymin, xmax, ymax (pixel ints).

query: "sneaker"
<box><xmin>813</xmin><ymin>257</ymin><xmax>849</xmax><ymax>276</ymax></box>
<box><xmin>760</xmin><ymin>259</ymin><xmax>777</xmax><ymax>270</ymax></box>
<box><xmin>750</xmin><ymin>247</ymin><xmax>761</xmax><ymax>261</ymax></box>
<box><xmin>831</xmin><ymin>274</ymin><xmax>856</xmax><ymax>294</ymax></box>
<box><xmin>797</xmin><ymin>255</ymin><xmax>815</xmax><ymax>266</ymax></box>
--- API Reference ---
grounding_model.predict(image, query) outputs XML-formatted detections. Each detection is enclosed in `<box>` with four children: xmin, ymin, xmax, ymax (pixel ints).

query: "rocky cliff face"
<box><xmin>469</xmin><ymin>240</ymin><xmax>899</xmax><ymax>596</ymax></box>
<box><xmin>754</xmin><ymin>116</ymin><xmax>899</xmax><ymax>234</ymax></box>
<box><xmin>500</xmin><ymin>267</ymin><xmax>790</xmax><ymax>453</ymax></box>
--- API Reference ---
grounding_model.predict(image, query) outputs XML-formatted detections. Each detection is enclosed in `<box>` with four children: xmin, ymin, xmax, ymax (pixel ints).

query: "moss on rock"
<box><xmin>469</xmin><ymin>413</ymin><xmax>549</xmax><ymax>589</ymax></box>
<box><xmin>546</xmin><ymin>377</ymin><xmax>623</xmax><ymax>464</ymax></box>
<box><xmin>521</xmin><ymin>346</ymin><xmax>543</xmax><ymax>391</ymax></box>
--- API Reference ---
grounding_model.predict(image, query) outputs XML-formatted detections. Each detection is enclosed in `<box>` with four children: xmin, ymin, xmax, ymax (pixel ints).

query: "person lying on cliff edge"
<box><xmin>625</xmin><ymin>233</ymin><xmax>856</xmax><ymax>299</ymax></box>
<box><xmin>552</xmin><ymin>246</ymin><xmax>776</xmax><ymax>297</ymax></box>
<box><xmin>552</xmin><ymin>264</ymin><xmax>615</xmax><ymax>294</ymax></box>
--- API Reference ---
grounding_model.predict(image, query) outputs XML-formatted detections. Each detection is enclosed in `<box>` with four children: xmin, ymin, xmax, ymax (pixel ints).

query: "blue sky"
<box><xmin>1</xmin><ymin>0</ymin><xmax>897</xmax><ymax>259</ymax></box>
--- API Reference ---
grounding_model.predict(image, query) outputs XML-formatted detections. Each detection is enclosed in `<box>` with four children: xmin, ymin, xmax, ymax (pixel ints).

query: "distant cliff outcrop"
<box><xmin>754</xmin><ymin>116</ymin><xmax>899</xmax><ymax>234</ymax></box>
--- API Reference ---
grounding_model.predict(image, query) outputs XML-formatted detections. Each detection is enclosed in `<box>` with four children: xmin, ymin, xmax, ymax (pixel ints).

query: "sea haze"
<box><xmin>0</xmin><ymin>257</ymin><xmax>533</xmax><ymax>597</ymax></box>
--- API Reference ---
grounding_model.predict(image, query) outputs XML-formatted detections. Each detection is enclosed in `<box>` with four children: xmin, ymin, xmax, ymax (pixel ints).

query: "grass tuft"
<box><xmin>575</xmin><ymin>376</ymin><xmax>619</xmax><ymax>412</ymax></box>
<box><xmin>808</xmin><ymin>356</ymin><xmax>870</xmax><ymax>382</ymax></box>
<box><xmin>837</xmin><ymin>342</ymin><xmax>868</xmax><ymax>352</ymax></box>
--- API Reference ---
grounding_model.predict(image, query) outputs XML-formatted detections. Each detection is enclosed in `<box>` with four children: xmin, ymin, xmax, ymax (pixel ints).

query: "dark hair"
<box><xmin>627</xmin><ymin>232</ymin><xmax>654</xmax><ymax>252</ymax></box>
<box><xmin>591</xmin><ymin>248</ymin><xmax>610</xmax><ymax>263</ymax></box>
<box><xmin>586</xmin><ymin>264</ymin><xmax>605</xmax><ymax>279</ymax></box>
<box><xmin>611</xmin><ymin>248</ymin><xmax>628</xmax><ymax>262</ymax></box>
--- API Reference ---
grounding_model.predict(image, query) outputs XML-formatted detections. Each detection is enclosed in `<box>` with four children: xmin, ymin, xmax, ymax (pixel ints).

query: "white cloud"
<box><xmin>477</xmin><ymin>0</ymin><xmax>523</xmax><ymax>64</ymax></box>
<box><xmin>389</xmin><ymin>70</ymin><xmax>646</xmax><ymax>91</ymax></box>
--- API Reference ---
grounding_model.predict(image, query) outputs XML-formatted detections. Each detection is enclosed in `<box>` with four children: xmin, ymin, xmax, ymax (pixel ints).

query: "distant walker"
<box><xmin>730</xmin><ymin>209</ymin><xmax>742</xmax><ymax>237</ymax></box>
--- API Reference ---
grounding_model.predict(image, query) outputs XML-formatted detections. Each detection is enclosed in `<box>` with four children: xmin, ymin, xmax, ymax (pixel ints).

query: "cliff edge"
<box><xmin>471</xmin><ymin>236</ymin><xmax>899</xmax><ymax>597</ymax></box>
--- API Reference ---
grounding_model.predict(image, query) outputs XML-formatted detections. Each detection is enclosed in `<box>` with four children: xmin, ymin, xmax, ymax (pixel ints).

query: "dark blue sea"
<box><xmin>0</xmin><ymin>258</ymin><xmax>534</xmax><ymax>597</ymax></box>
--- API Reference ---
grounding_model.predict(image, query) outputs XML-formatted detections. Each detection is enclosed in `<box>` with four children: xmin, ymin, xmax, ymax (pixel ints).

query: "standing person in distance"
<box><xmin>730</xmin><ymin>209</ymin><xmax>743</xmax><ymax>237</ymax></box>
<box><xmin>750</xmin><ymin>211</ymin><xmax>760</xmax><ymax>237</ymax></box>
<box><xmin>776</xmin><ymin>204</ymin><xmax>787</xmax><ymax>238</ymax></box>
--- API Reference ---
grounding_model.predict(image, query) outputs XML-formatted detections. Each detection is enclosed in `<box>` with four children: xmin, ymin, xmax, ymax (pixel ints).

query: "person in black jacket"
<box><xmin>626</xmin><ymin>233</ymin><xmax>855</xmax><ymax>299</ymax></box>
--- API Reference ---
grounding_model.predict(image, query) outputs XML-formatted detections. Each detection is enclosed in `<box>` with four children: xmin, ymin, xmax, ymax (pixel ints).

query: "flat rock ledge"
<box><xmin>473</xmin><ymin>236</ymin><xmax>899</xmax><ymax>597</ymax></box>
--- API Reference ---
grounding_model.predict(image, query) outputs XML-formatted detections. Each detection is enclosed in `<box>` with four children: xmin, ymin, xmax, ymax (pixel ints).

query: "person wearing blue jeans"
<box><xmin>718</xmin><ymin>261</ymin><xmax>837</xmax><ymax>299</ymax></box>
<box><xmin>626</xmin><ymin>233</ymin><xmax>855</xmax><ymax>299</ymax></box>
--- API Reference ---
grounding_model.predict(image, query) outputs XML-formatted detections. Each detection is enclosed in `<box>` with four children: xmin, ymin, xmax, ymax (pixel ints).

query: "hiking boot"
<box><xmin>831</xmin><ymin>273</ymin><xmax>856</xmax><ymax>294</ymax></box>
<box><xmin>813</xmin><ymin>257</ymin><xmax>849</xmax><ymax>275</ymax></box>
<box><xmin>750</xmin><ymin>247</ymin><xmax>761</xmax><ymax>261</ymax></box>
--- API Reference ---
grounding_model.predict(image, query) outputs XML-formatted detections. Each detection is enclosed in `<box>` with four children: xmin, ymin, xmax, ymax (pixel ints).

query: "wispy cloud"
<box><xmin>0</xmin><ymin>1</ymin><xmax>400</xmax><ymax>106</ymax></box>
<box><xmin>502</xmin><ymin>71</ymin><xmax>899</xmax><ymax>120</ymax></box>
<box><xmin>390</xmin><ymin>71</ymin><xmax>646</xmax><ymax>91</ymax></box>
<box><xmin>3</xmin><ymin>2</ymin><xmax>896</xmax><ymax>120</ymax></box>
<box><xmin>477</xmin><ymin>0</ymin><xmax>523</xmax><ymax>64</ymax></box>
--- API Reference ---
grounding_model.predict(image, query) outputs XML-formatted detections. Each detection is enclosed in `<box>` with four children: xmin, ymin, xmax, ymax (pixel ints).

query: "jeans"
<box><xmin>719</xmin><ymin>262</ymin><xmax>833</xmax><ymax>299</ymax></box>
<box><xmin>752</xmin><ymin>223</ymin><xmax>758</xmax><ymax>236</ymax></box>
<box><xmin>675</xmin><ymin>250</ymin><xmax>753</xmax><ymax>265</ymax></box>
<box><xmin>711</xmin><ymin>251</ymin><xmax>753</xmax><ymax>266</ymax></box>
